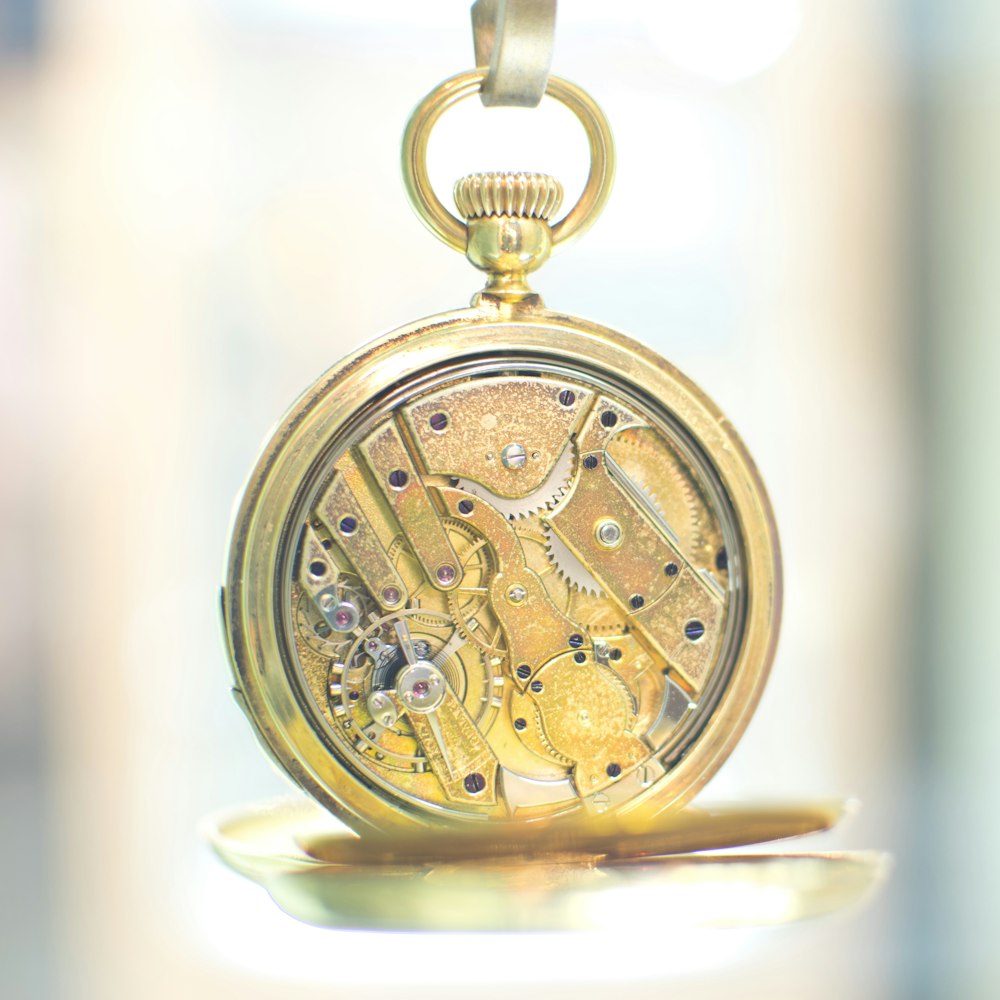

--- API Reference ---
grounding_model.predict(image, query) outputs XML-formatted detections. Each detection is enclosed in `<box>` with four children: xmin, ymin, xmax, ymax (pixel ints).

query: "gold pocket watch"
<box><xmin>222</xmin><ymin>65</ymin><xmax>781</xmax><ymax>836</ymax></box>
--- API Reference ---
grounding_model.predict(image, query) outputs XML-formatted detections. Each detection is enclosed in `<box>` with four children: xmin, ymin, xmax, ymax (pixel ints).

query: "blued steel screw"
<box><xmin>685</xmin><ymin>619</ymin><xmax>706</xmax><ymax>641</ymax></box>
<box><xmin>464</xmin><ymin>772</ymin><xmax>486</xmax><ymax>794</ymax></box>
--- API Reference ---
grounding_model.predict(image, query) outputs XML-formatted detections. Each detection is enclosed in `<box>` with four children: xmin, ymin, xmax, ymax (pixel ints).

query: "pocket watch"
<box><xmin>222</xmin><ymin>68</ymin><xmax>782</xmax><ymax>836</ymax></box>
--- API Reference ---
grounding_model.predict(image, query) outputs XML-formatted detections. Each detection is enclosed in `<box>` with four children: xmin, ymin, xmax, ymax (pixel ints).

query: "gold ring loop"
<box><xmin>402</xmin><ymin>69</ymin><xmax>615</xmax><ymax>254</ymax></box>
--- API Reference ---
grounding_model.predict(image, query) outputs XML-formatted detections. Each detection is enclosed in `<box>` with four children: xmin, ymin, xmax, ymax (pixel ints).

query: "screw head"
<box><xmin>583</xmin><ymin>455</ymin><xmax>599</xmax><ymax>470</ymax></box>
<box><xmin>568</xmin><ymin>633</ymin><xmax>584</xmax><ymax>649</ymax></box>
<box><xmin>558</xmin><ymin>389</ymin><xmax>576</xmax><ymax>407</ymax></box>
<box><xmin>629</xmin><ymin>594</ymin><xmax>645</xmax><ymax>611</ymax></box>
<box><xmin>464</xmin><ymin>772</ymin><xmax>487</xmax><ymax>794</ymax></box>
<box><xmin>502</xmin><ymin>443</ymin><xmax>527</xmax><ymax>469</ymax></box>
<box><xmin>685</xmin><ymin>619</ymin><xmax>706</xmax><ymax>641</ymax></box>
<box><xmin>516</xmin><ymin>664</ymin><xmax>531</xmax><ymax>680</ymax></box>
<box><xmin>429</xmin><ymin>412</ymin><xmax>448</xmax><ymax>432</ymax></box>
<box><xmin>606</xmin><ymin>762</ymin><xmax>622</xmax><ymax>778</ymax></box>
<box><xmin>596</xmin><ymin>519</ymin><xmax>622</xmax><ymax>547</ymax></box>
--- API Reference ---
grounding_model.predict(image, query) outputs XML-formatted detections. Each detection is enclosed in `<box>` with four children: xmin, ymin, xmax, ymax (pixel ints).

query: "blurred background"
<box><xmin>1</xmin><ymin>0</ymin><xmax>996</xmax><ymax>997</ymax></box>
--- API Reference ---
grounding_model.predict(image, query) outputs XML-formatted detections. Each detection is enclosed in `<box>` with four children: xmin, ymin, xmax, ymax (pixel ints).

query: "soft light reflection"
<box><xmin>587</xmin><ymin>881</ymin><xmax>797</xmax><ymax>930</ymax></box>
<box><xmin>194</xmin><ymin>854</ymin><xmax>755</xmax><ymax>984</ymax></box>
<box><xmin>2</xmin><ymin>0</ymin><xmax>913</xmax><ymax>995</ymax></box>
<box><xmin>643</xmin><ymin>0</ymin><xmax>802</xmax><ymax>83</ymax></box>
<box><xmin>596</xmin><ymin>96</ymin><xmax>732</xmax><ymax>253</ymax></box>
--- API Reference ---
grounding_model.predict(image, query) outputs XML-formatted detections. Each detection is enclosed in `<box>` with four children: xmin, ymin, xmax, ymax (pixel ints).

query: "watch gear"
<box><xmin>454</xmin><ymin>438</ymin><xmax>575</xmax><ymax>520</ymax></box>
<box><xmin>543</xmin><ymin>522</ymin><xmax>606</xmax><ymax>597</ymax></box>
<box><xmin>605</xmin><ymin>425</ymin><xmax>725</xmax><ymax>576</ymax></box>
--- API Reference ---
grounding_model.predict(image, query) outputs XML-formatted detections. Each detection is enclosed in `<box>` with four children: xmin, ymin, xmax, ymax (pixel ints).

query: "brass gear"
<box><xmin>454</xmin><ymin>440</ymin><xmax>575</xmax><ymax>520</ymax></box>
<box><xmin>438</xmin><ymin>520</ymin><xmax>508</xmax><ymax>661</ymax></box>
<box><xmin>605</xmin><ymin>425</ymin><xmax>725</xmax><ymax>572</ymax></box>
<box><xmin>517</xmin><ymin>515</ymin><xmax>628</xmax><ymax>637</ymax></box>
<box><xmin>605</xmin><ymin>427</ymin><xmax>699</xmax><ymax>546</ymax></box>
<box><xmin>539</xmin><ymin>425</ymin><xmax>709</xmax><ymax>594</ymax></box>
<box><xmin>386</xmin><ymin>518</ymin><xmax>498</xmax><ymax>630</ymax></box>
<box><xmin>448</xmin><ymin>596</ymin><xmax>507</xmax><ymax>661</ymax></box>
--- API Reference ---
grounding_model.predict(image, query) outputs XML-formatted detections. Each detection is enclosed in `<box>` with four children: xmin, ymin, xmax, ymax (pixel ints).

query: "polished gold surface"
<box><xmin>454</xmin><ymin>172</ymin><xmax>563</xmax><ymax>220</ymax></box>
<box><xmin>401</xmin><ymin>70</ymin><xmax>615</xmax><ymax>254</ymax></box>
<box><xmin>457</xmin><ymin>173</ymin><xmax>564</xmax><ymax>302</ymax></box>
<box><xmin>204</xmin><ymin>796</ymin><xmax>888</xmax><ymax>932</ymax></box>
<box><xmin>223</xmin><ymin>72</ymin><xmax>780</xmax><ymax>834</ymax></box>
<box><xmin>223</xmin><ymin>303</ymin><xmax>781</xmax><ymax>832</ymax></box>
<box><xmin>298</xmin><ymin>800</ymin><xmax>849</xmax><ymax>866</ymax></box>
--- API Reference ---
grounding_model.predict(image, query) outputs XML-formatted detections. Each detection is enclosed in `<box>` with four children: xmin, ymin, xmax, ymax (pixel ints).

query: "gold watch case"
<box><xmin>222</xmin><ymin>74</ymin><xmax>781</xmax><ymax>836</ymax></box>
<box><xmin>223</xmin><ymin>295</ymin><xmax>781</xmax><ymax>834</ymax></box>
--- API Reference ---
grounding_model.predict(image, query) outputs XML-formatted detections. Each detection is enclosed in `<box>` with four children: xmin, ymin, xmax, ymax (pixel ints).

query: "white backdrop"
<box><xmin>0</xmin><ymin>1</ymin><xmax>944</xmax><ymax>996</ymax></box>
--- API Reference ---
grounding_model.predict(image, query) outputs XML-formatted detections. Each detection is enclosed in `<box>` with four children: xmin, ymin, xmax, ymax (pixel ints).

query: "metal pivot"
<box><xmin>471</xmin><ymin>0</ymin><xmax>557</xmax><ymax>108</ymax></box>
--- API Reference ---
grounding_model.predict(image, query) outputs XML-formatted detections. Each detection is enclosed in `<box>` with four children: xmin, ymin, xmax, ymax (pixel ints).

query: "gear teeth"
<box><xmin>640</xmin><ymin>481</ymin><xmax>666</xmax><ymax>519</ymax></box>
<box><xmin>454</xmin><ymin>441</ymin><xmax>575</xmax><ymax>520</ymax></box>
<box><xmin>608</xmin><ymin>428</ymin><xmax>701</xmax><ymax>553</ymax></box>
<box><xmin>543</xmin><ymin>526</ymin><xmax>605</xmax><ymax>597</ymax></box>
<box><xmin>532</xmin><ymin>705</ymin><xmax>575</xmax><ymax>766</ymax></box>
<box><xmin>448</xmin><ymin>594</ymin><xmax>506</xmax><ymax>658</ymax></box>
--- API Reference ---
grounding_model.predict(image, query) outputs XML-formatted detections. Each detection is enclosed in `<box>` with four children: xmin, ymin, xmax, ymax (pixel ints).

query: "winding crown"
<box><xmin>454</xmin><ymin>172</ymin><xmax>563</xmax><ymax>222</ymax></box>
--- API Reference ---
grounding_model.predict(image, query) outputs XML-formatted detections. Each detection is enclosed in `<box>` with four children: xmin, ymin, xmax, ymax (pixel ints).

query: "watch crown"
<box><xmin>454</xmin><ymin>172</ymin><xmax>563</xmax><ymax>222</ymax></box>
